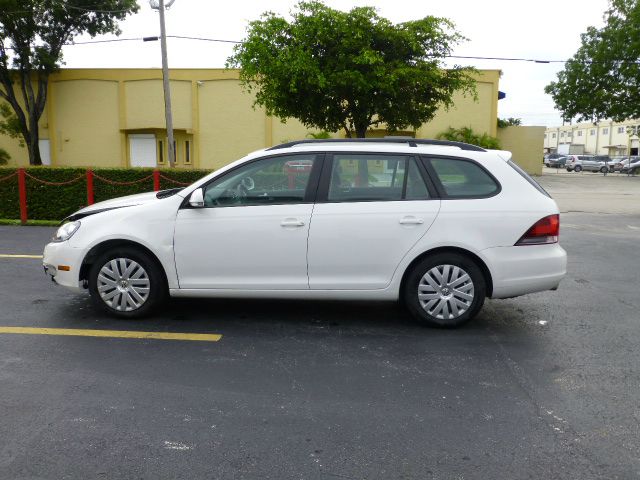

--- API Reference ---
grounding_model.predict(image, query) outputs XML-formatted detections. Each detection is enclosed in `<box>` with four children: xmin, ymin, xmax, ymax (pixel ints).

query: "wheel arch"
<box><xmin>399</xmin><ymin>246</ymin><xmax>494</xmax><ymax>298</ymax></box>
<box><xmin>79</xmin><ymin>239</ymin><xmax>168</xmax><ymax>289</ymax></box>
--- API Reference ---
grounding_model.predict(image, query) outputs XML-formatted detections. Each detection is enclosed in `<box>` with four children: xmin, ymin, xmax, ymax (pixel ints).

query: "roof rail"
<box><xmin>266</xmin><ymin>138</ymin><xmax>486</xmax><ymax>152</ymax></box>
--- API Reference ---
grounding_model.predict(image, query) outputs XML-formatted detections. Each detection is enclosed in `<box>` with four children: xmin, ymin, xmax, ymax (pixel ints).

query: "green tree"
<box><xmin>306</xmin><ymin>130</ymin><xmax>332</xmax><ymax>139</ymax></box>
<box><xmin>0</xmin><ymin>0</ymin><xmax>138</xmax><ymax>165</ymax></box>
<box><xmin>227</xmin><ymin>1</ymin><xmax>476</xmax><ymax>139</ymax></box>
<box><xmin>545</xmin><ymin>0</ymin><xmax>640</xmax><ymax>122</ymax></box>
<box><xmin>497</xmin><ymin>117</ymin><xmax>522</xmax><ymax>128</ymax></box>
<box><xmin>0</xmin><ymin>146</ymin><xmax>10</xmax><ymax>165</ymax></box>
<box><xmin>437</xmin><ymin>126</ymin><xmax>501</xmax><ymax>149</ymax></box>
<box><xmin>0</xmin><ymin>102</ymin><xmax>23</xmax><ymax>146</ymax></box>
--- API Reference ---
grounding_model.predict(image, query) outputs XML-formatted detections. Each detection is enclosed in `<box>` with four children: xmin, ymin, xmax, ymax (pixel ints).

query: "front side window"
<box><xmin>427</xmin><ymin>157</ymin><xmax>499</xmax><ymax>198</ymax></box>
<box><xmin>327</xmin><ymin>155</ymin><xmax>429</xmax><ymax>202</ymax></box>
<box><xmin>203</xmin><ymin>154</ymin><xmax>316</xmax><ymax>207</ymax></box>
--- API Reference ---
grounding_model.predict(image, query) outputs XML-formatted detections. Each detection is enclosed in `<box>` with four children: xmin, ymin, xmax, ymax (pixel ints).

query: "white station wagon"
<box><xmin>43</xmin><ymin>139</ymin><xmax>567</xmax><ymax>327</ymax></box>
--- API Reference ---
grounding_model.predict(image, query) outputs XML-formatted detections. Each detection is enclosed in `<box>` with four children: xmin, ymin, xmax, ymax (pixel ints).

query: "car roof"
<box><xmin>246</xmin><ymin>139</ymin><xmax>512</xmax><ymax>162</ymax></box>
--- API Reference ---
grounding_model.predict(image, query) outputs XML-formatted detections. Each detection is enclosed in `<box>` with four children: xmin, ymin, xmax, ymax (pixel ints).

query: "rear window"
<box><xmin>507</xmin><ymin>160</ymin><xmax>551</xmax><ymax>198</ymax></box>
<box><xmin>428</xmin><ymin>157</ymin><xmax>500</xmax><ymax>198</ymax></box>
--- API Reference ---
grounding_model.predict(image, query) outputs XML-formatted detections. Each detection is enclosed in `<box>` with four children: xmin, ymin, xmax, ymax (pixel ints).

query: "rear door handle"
<box><xmin>281</xmin><ymin>218</ymin><xmax>305</xmax><ymax>227</ymax></box>
<box><xmin>399</xmin><ymin>216</ymin><xmax>424</xmax><ymax>225</ymax></box>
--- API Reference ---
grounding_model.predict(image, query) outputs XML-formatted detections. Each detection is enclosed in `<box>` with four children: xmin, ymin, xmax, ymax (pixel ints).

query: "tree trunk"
<box><xmin>27</xmin><ymin>116</ymin><xmax>42</xmax><ymax>165</ymax></box>
<box><xmin>355</xmin><ymin>124</ymin><xmax>368</xmax><ymax>138</ymax></box>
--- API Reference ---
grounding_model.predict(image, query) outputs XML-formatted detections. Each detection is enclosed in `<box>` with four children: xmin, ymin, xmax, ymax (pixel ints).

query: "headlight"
<box><xmin>52</xmin><ymin>221</ymin><xmax>81</xmax><ymax>243</ymax></box>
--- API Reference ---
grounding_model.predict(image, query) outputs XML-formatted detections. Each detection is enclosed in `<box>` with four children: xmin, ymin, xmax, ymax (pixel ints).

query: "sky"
<box><xmin>58</xmin><ymin>0</ymin><xmax>611</xmax><ymax>127</ymax></box>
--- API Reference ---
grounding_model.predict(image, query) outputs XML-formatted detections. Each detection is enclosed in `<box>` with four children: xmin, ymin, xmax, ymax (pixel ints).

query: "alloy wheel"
<box><xmin>97</xmin><ymin>258</ymin><xmax>151</xmax><ymax>312</ymax></box>
<box><xmin>418</xmin><ymin>264</ymin><xmax>475</xmax><ymax>320</ymax></box>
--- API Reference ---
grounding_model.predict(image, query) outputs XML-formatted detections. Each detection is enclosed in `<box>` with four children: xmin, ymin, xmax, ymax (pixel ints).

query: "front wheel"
<box><xmin>403</xmin><ymin>253</ymin><xmax>486</xmax><ymax>328</ymax></box>
<box><xmin>574</xmin><ymin>165</ymin><xmax>583</xmax><ymax>172</ymax></box>
<box><xmin>88</xmin><ymin>247</ymin><xmax>167</xmax><ymax>318</ymax></box>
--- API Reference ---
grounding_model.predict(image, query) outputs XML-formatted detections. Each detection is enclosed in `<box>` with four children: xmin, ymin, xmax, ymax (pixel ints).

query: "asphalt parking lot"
<box><xmin>1</xmin><ymin>173</ymin><xmax>639</xmax><ymax>479</ymax></box>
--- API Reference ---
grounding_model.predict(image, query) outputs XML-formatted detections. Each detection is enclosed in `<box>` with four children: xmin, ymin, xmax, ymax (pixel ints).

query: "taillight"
<box><xmin>516</xmin><ymin>214</ymin><xmax>560</xmax><ymax>245</ymax></box>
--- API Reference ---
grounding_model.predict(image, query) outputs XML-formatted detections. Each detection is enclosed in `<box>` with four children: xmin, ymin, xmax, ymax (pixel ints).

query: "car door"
<box><xmin>307</xmin><ymin>153</ymin><xmax>440</xmax><ymax>290</ymax></box>
<box><xmin>174</xmin><ymin>153</ymin><xmax>322</xmax><ymax>290</ymax></box>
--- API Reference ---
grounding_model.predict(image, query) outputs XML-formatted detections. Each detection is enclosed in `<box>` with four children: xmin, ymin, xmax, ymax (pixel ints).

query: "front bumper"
<box><xmin>483</xmin><ymin>243</ymin><xmax>567</xmax><ymax>299</ymax></box>
<box><xmin>42</xmin><ymin>241</ymin><xmax>85</xmax><ymax>293</ymax></box>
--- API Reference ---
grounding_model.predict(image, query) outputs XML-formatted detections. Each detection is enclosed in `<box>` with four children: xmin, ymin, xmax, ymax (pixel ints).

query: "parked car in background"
<box><xmin>620</xmin><ymin>157</ymin><xmax>640</xmax><ymax>174</ymax></box>
<box><xmin>544</xmin><ymin>153</ymin><xmax>563</xmax><ymax>167</ymax></box>
<box><xmin>42</xmin><ymin>138</ymin><xmax>567</xmax><ymax>328</ymax></box>
<box><xmin>615</xmin><ymin>156</ymin><xmax>640</xmax><ymax>172</ymax></box>
<box><xmin>566</xmin><ymin>155</ymin><xmax>613</xmax><ymax>173</ymax></box>
<box><xmin>547</xmin><ymin>156</ymin><xmax>567</xmax><ymax>168</ymax></box>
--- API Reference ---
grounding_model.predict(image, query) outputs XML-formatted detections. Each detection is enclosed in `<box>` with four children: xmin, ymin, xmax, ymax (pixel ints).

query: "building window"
<box><xmin>602</xmin><ymin>128</ymin><xmax>609</xmax><ymax>134</ymax></box>
<box><xmin>567</xmin><ymin>132</ymin><xmax>572</xmax><ymax>138</ymax></box>
<box><xmin>184</xmin><ymin>140</ymin><xmax>192</xmax><ymax>164</ymax></box>
<box><xmin>560</xmin><ymin>132</ymin><xmax>565</xmax><ymax>137</ymax></box>
<box><xmin>544</xmin><ymin>134</ymin><xmax>547</xmax><ymax>139</ymax></box>
<box><xmin>590</xmin><ymin>129</ymin><xmax>595</xmax><ymax>135</ymax></box>
<box><xmin>157</xmin><ymin>140</ymin><xmax>164</xmax><ymax>164</ymax></box>
<box><xmin>618</xmin><ymin>126</ymin><xmax>625</xmax><ymax>133</ymax></box>
<box><xmin>577</xmin><ymin>130</ymin><xmax>583</xmax><ymax>137</ymax></box>
<box><xmin>552</xmin><ymin>133</ymin><xmax>557</xmax><ymax>139</ymax></box>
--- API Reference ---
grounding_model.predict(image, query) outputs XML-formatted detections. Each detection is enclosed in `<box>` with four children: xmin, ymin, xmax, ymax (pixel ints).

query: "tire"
<box><xmin>599</xmin><ymin>167</ymin><xmax>607</xmax><ymax>173</ymax></box>
<box><xmin>88</xmin><ymin>247</ymin><xmax>167</xmax><ymax>318</ymax></box>
<box><xmin>574</xmin><ymin>165</ymin><xmax>582</xmax><ymax>172</ymax></box>
<box><xmin>566</xmin><ymin>168</ymin><xmax>572</xmax><ymax>172</ymax></box>
<box><xmin>403</xmin><ymin>253</ymin><xmax>486</xmax><ymax>328</ymax></box>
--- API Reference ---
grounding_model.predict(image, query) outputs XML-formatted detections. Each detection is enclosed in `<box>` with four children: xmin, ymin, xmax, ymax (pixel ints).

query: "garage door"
<box><xmin>129</xmin><ymin>134</ymin><xmax>157</xmax><ymax>167</ymax></box>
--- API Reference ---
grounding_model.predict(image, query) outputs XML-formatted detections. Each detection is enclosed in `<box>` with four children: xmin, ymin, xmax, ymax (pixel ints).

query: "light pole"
<box><xmin>625</xmin><ymin>124</ymin><xmax>639</xmax><ymax>176</ymax></box>
<box><xmin>150</xmin><ymin>0</ymin><xmax>176</xmax><ymax>168</ymax></box>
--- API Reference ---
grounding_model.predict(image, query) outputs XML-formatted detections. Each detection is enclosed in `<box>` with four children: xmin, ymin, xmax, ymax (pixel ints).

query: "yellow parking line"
<box><xmin>0</xmin><ymin>326</ymin><xmax>222</xmax><ymax>342</ymax></box>
<box><xmin>0</xmin><ymin>254</ymin><xmax>43</xmax><ymax>259</ymax></box>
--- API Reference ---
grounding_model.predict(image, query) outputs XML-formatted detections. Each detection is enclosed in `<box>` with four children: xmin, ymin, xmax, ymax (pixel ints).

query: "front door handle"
<box><xmin>399</xmin><ymin>216</ymin><xmax>424</xmax><ymax>225</ymax></box>
<box><xmin>281</xmin><ymin>218</ymin><xmax>305</xmax><ymax>227</ymax></box>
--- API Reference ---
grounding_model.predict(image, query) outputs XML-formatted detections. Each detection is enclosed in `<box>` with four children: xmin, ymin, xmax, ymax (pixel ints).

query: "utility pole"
<box><xmin>151</xmin><ymin>0</ymin><xmax>176</xmax><ymax>167</ymax></box>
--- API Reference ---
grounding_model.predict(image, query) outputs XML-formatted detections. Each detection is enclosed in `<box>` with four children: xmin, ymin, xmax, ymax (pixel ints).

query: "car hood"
<box><xmin>64</xmin><ymin>191</ymin><xmax>163</xmax><ymax>222</ymax></box>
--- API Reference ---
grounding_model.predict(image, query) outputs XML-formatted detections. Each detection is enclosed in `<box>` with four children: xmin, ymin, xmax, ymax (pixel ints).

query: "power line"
<box><xmin>3</xmin><ymin>34</ymin><xmax>640</xmax><ymax>65</ymax></box>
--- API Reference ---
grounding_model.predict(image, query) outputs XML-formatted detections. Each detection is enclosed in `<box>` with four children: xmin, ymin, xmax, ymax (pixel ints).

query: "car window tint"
<box><xmin>204</xmin><ymin>154</ymin><xmax>315</xmax><ymax>207</ymax></box>
<box><xmin>328</xmin><ymin>154</ymin><xmax>407</xmax><ymax>202</ymax></box>
<box><xmin>405</xmin><ymin>159</ymin><xmax>430</xmax><ymax>200</ymax></box>
<box><xmin>429</xmin><ymin>157</ymin><xmax>499</xmax><ymax>197</ymax></box>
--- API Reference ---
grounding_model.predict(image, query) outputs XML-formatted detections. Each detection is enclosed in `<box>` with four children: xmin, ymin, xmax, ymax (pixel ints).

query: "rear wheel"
<box><xmin>403</xmin><ymin>253</ymin><xmax>486</xmax><ymax>328</ymax></box>
<box><xmin>574</xmin><ymin>165</ymin><xmax>582</xmax><ymax>172</ymax></box>
<box><xmin>88</xmin><ymin>247</ymin><xmax>167</xmax><ymax>318</ymax></box>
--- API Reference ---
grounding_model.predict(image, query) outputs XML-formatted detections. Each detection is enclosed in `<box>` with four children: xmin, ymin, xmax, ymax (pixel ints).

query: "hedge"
<box><xmin>0</xmin><ymin>167</ymin><xmax>210</xmax><ymax>221</ymax></box>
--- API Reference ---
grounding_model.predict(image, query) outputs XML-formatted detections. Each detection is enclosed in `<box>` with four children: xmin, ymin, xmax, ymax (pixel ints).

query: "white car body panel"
<box><xmin>307</xmin><ymin>200</ymin><xmax>440</xmax><ymax>289</ymax></box>
<box><xmin>174</xmin><ymin>204</ymin><xmax>313</xmax><ymax>289</ymax></box>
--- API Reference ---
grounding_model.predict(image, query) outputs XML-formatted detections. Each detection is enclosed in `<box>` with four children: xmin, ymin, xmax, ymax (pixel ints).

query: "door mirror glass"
<box><xmin>188</xmin><ymin>188</ymin><xmax>205</xmax><ymax>207</ymax></box>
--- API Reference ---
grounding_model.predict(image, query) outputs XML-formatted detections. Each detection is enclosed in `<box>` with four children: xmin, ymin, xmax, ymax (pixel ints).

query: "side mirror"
<box><xmin>188</xmin><ymin>188</ymin><xmax>205</xmax><ymax>208</ymax></box>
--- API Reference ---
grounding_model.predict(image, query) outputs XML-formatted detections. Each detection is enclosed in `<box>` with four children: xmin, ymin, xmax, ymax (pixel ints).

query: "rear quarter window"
<box><xmin>426</xmin><ymin>157</ymin><xmax>500</xmax><ymax>198</ymax></box>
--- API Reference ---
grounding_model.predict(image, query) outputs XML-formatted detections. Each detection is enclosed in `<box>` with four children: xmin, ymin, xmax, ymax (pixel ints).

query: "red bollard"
<box><xmin>86</xmin><ymin>169</ymin><xmax>94</xmax><ymax>205</ymax></box>
<box><xmin>153</xmin><ymin>169</ymin><xmax>160</xmax><ymax>191</ymax></box>
<box><xmin>18</xmin><ymin>168</ymin><xmax>27</xmax><ymax>225</ymax></box>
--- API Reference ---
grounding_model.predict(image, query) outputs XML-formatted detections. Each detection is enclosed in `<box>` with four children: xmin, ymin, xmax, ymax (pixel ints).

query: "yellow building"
<box><xmin>1</xmin><ymin>68</ymin><xmax>503</xmax><ymax>171</ymax></box>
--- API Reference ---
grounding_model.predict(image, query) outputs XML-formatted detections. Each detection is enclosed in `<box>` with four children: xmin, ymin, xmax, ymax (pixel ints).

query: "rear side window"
<box><xmin>326</xmin><ymin>154</ymin><xmax>433</xmax><ymax>203</ymax></box>
<box><xmin>427</xmin><ymin>157</ymin><xmax>499</xmax><ymax>198</ymax></box>
<box><xmin>507</xmin><ymin>160</ymin><xmax>551</xmax><ymax>198</ymax></box>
